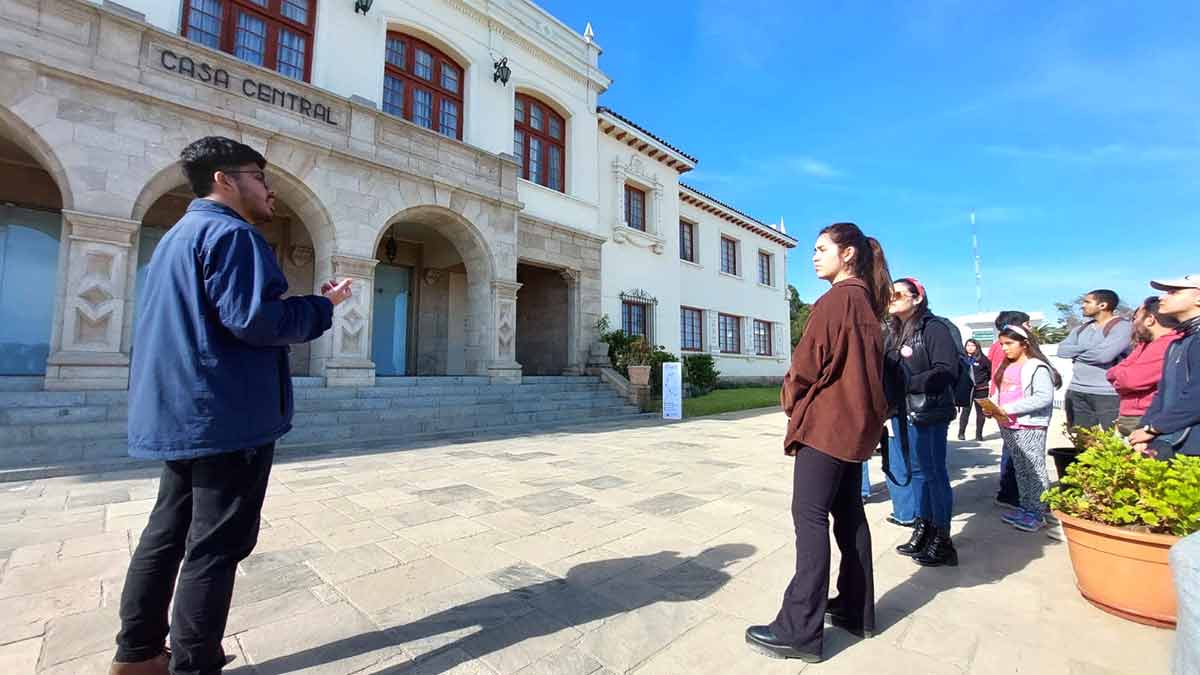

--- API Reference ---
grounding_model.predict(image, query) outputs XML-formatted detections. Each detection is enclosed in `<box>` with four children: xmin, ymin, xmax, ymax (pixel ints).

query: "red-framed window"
<box><xmin>758</xmin><ymin>251</ymin><xmax>773</xmax><ymax>285</ymax></box>
<box><xmin>514</xmin><ymin>94</ymin><xmax>565</xmax><ymax>192</ymax></box>
<box><xmin>754</xmin><ymin>320</ymin><xmax>773</xmax><ymax>355</ymax></box>
<box><xmin>681</xmin><ymin>307</ymin><xmax>703</xmax><ymax>351</ymax></box>
<box><xmin>679</xmin><ymin>220</ymin><xmax>696</xmax><ymax>263</ymax></box>
<box><xmin>720</xmin><ymin>236</ymin><xmax>738</xmax><ymax>275</ymax></box>
<box><xmin>382</xmin><ymin>32</ymin><xmax>464</xmax><ymax>140</ymax></box>
<box><xmin>719</xmin><ymin>314</ymin><xmax>741</xmax><ymax>353</ymax></box>
<box><xmin>622</xmin><ymin>300</ymin><xmax>650</xmax><ymax>340</ymax></box>
<box><xmin>625</xmin><ymin>185</ymin><xmax>646</xmax><ymax>231</ymax></box>
<box><xmin>182</xmin><ymin>0</ymin><xmax>315</xmax><ymax>81</ymax></box>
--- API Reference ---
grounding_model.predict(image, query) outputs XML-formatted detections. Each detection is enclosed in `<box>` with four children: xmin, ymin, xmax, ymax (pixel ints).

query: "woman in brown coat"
<box><xmin>746</xmin><ymin>222</ymin><xmax>892</xmax><ymax>663</ymax></box>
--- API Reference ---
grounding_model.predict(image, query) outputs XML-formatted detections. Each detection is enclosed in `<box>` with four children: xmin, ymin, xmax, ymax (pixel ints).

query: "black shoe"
<box><xmin>914</xmin><ymin>526</ymin><xmax>958</xmax><ymax>567</ymax></box>
<box><xmin>975</xmin><ymin>435</ymin><xmax>984</xmax><ymax>442</ymax></box>
<box><xmin>957</xmin><ymin>434</ymin><xmax>966</xmax><ymax>441</ymax></box>
<box><xmin>896</xmin><ymin>519</ymin><xmax>931</xmax><ymax>557</ymax></box>
<box><xmin>993</xmin><ymin>495</ymin><xmax>1020</xmax><ymax>509</ymax></box>
<box><xmin>824</xmin><ymin>598</ymin><xmax>875</xmax><ymax>638</ymax></box>
<box><xmin>886</xmin><ymin>515</ymin><xmax>915</xmax><ymax>528</ymax></box>
<box><xmin>744</xmin><ymin>626</ymin><xmax>822</xmax><ymax>663</ymax></box>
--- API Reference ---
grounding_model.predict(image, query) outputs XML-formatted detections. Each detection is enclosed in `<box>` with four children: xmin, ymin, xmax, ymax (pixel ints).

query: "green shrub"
<box><xmin>1042</xmin><ymin>426</ymin><xmax>1200</xmax><ymax>537</ymax></box>
<box><xmin>682</xmin><ymin>354</ymin><xmax>720</xmax><ymax>396</ymax></box>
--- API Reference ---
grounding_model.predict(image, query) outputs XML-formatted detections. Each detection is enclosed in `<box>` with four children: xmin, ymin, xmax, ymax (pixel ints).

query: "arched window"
<box><xmin>382</xmin><ymin>32</ymin><xmax>464</xmax><ymax>140</ymax></box>
<box><xmin>181</xmin><ymin>0</ymin><xmax>315</xmax><ymax>81</ymax></box>
<box><xmin>513</xmin><ymin>93</ymin><xmax>565</xmax><ymax>192</ymax></box>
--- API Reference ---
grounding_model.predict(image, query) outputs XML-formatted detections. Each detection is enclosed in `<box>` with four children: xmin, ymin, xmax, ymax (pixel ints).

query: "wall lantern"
<box><xmin>384</xmin><ymin>229</ymin><xmax>397</xmax><ymax>263</ymax></box>
<box><xmin>493</xmin><ymin>57</ymin><xmax>511</xmax><ymax>85</ymax></box>
<box><xmin>354</xmin><ymin>0</ymin><xmax>373</xmax><ymax>15</ymax></box>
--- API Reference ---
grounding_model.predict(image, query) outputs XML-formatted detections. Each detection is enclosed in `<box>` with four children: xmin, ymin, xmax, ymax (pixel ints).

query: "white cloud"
<box><xmin>786</xmin><ymin>156</ymin><xmax>843</xmax><ymax>178</ymax></box>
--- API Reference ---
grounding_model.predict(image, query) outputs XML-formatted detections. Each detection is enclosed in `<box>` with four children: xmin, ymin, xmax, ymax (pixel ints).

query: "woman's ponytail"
<box><xmin>818</xmin><ymin>222</ymin><xmax>893</xmax><ymax>320</ymax></box>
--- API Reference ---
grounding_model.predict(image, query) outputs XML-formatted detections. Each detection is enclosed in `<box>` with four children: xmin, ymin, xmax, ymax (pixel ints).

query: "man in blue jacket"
<box><xmin>110</xmin><ymin>137</ymin><xmax>351</xmax><ymax>675</ymax></box>
<box><xmin>1132</xmin><ymin>275</ymin><xmax>1200</xmax><ymax>459</ymax></box>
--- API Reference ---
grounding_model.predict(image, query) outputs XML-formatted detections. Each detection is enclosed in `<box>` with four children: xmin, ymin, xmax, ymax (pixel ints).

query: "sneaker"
<box><xmin>1000</xmin><ymin>509</ymin><xmax>1025</xmax><ymax>525</ymax></box>
<box><xmin>1011</xmin><ymin>511</ymin><xmax>1046</xmax><ymax>532</ymax></box>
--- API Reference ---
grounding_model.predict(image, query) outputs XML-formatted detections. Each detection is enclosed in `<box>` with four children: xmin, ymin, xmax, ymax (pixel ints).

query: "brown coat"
<box><xmin>781</xmin><ymin>278</ymin><xmax>888</xmax><ymax>462</ymax></box>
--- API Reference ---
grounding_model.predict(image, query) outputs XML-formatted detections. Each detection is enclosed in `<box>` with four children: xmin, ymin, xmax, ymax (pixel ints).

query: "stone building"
<box><xmin>0</xmin><ymin>0</ymin><xmax>795</xmax><ymax>398</ymax></box>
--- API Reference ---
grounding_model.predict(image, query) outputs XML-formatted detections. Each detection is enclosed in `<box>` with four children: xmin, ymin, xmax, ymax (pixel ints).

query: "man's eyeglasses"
<box><xmin>223</xmin><ymin>170</ymin><xmax>268</xmax><ymax>186</ymax></box>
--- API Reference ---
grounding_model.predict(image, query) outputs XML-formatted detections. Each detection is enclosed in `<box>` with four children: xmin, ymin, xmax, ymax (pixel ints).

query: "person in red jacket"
<box><xmin>1107</xmin><ymin>297</ymin><xmax>1180</xmax><ymax>435</ymax></box>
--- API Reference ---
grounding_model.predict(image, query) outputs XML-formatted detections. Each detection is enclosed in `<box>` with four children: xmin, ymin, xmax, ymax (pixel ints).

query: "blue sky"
<box><xmin>539</xmin><ymin>0</ymin><xmax>1199</xmax><ymax>321</ymax></box>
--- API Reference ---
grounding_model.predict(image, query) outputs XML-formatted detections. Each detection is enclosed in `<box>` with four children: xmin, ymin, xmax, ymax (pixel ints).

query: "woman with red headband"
<box><xmin>884</xmin><ymin>277</ymin><xmax>961</xmax><ymax>566</ymax></box>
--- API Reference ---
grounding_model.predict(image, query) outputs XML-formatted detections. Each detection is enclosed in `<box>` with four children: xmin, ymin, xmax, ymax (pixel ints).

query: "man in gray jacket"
<box><xmin>1057</xmin><ymin>289</ymin><xmax>1133</xmax><ymax>431</ymax></box>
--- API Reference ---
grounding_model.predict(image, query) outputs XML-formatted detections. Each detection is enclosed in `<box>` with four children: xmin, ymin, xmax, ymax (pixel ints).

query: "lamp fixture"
<box><xmin>384</xmin><ymin>228</ymin><xmax>397</xmax><ymax>263</ymax></box>
<box><xmin>492</xmin><ymin>57</ymin><xmax>511</xmax><ymax>85</ymax></box>
<box><xmin>354</xmin><ymin>0</ymin><xmax>373</xmax><ymax>15</ymax></box>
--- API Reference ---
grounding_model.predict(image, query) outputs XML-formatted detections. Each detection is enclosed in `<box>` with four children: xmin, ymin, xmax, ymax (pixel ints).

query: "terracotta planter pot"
<box><xmin>627</xmin><ymin>365</ymin><xmax>651</xmax><ymax>386</ymax></box>
<box><xmin>1054</xmin><ymin>510</ymin><xmax>1179</xmax><ymax>628</ymax></box>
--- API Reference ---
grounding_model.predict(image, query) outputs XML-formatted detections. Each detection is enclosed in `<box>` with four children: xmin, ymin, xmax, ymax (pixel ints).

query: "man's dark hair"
<box><xmin>1142</xmin><ymin>296</ymin><xmax>1181</xmax><ymax>330</ymax></box>
<box><xmin>1088</xmin><ymin>289</ymin><xmax>1120</xmax><ymax>312</ymax></box>
<box><xmin>994</xmin><ymin>310</ymin><xmax>1030</xmax><ymax>331</ymax></box>
<box><xmin>179</xmin><ymin>136</ymin><xmax>266</xmax><ymax>198</ymax></box>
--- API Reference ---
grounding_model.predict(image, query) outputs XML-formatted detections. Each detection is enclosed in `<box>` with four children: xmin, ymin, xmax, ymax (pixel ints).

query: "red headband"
<box><xmin>900</xmin><ymin>277</ymin><xmax>926</xmax><ymax>300</ymax></box>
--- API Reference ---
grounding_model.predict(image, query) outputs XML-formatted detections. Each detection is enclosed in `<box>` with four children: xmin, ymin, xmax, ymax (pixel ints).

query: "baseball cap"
<box><xmin>1150</xmin><ymin>274</ymin><xmax>1200</xmax><ymax>291</ymax></box>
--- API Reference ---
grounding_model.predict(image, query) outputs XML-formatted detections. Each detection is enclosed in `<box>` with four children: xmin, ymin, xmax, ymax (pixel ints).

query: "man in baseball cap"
<box><xmin>1129</xmin><ymin>275</ymin><xmax>1200</xmax><ymax>458</ymax></box>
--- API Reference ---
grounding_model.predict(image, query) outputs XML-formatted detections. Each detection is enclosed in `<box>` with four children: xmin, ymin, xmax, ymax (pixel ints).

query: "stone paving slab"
<box><xmin>0</xmin><ymin>410</ymin><xmax>1176</xmax><ymax>673</ymax></box>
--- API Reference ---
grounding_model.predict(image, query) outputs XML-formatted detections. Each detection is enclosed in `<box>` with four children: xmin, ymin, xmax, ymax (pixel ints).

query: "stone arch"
<box><xmin>129</xmin><ymin>160</ymin><xmax>338</xmax><ymax>258</ymax></box>
<box><xmin>383</xmin><ymin>21</ymin><xmax>474</xmax><ymax>77</ymax></box>
<box><xmin>372</xmin><ymin>204</ymin><xmax>500</xmax><ymax>376</ymax></box>
<box><xmin>513</xmin><ymin>84</ymin><xmax>573</xmax><ymax>123</ymax></box>
<box><xmin>0</xmin><ymin>105</ymin><xmax>73</xmax><ymax>210</ymax></box>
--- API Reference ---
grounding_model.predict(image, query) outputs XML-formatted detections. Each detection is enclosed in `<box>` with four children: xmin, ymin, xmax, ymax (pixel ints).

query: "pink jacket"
<box><xmin>1106</xmin><ymin>333</ymin><xmax>1182</xmax><ymax>417</ymax></box>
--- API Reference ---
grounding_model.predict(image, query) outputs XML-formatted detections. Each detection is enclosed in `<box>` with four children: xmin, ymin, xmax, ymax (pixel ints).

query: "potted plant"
<box><xmin>1048</xmin><ymin>422</ymin><xmax>1089</xmax><ymax>481</ymax></box>
<box><xmin>624</xmin><ymin>337</ymin><xmax>653</xmax><ymax>386</ymax></box>
<box><xmin>1042</xmin><ymin>427</ymin><xmax>1200</xmax><ymax>627</ymax></box>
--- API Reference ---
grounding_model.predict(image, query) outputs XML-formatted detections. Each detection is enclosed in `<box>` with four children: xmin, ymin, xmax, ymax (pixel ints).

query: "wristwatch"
<box><xmin>1139</xmin><ymin>425</ymin><xmax>1160</xmax><ymax>436</ymax></box>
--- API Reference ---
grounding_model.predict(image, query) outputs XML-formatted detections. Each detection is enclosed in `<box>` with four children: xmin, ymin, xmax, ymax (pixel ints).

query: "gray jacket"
<box><xmin>1058</xmin><ymin>318</ymin><xmax>1133</xmax><ymax>395</ymax></box>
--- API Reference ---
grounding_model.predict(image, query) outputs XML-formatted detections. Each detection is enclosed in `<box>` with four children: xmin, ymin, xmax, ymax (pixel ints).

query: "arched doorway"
<box><xmin>0</xmin><ymin>125</ymin><xmax>65</xmax><ymax>376</ymax></box>
<box><xmin>372</xmin><ymin>206</ymin><xmax>495</xmax><ymax>376</ymax></box>
<box><xmin>132</xmin><ymin>177</ymin><xmax>321</xmax><ymax>375</ymax></box>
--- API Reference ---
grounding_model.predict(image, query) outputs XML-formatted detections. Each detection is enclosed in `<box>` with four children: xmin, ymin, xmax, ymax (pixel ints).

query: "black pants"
<box><xmin>116</xmin><ymin>444</ymin><xmax>274</xmax><ymax>675</ymax></box>
<box><xmin>957</xmin><ymin>402</ymin><xmax>986</xmax><ymax>439</ymax></box>
<box><xmin>1064</xmin><ymin>390</ymin><xmax>1120</xmax><ymax>431</ymax></box>
<box><xmin>770</xmin><ymin>446</ymin><xmax>873</xmax><ymax>654</ymax></box>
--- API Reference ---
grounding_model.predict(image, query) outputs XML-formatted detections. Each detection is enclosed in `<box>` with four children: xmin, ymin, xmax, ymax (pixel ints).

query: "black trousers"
<box><xmin>770</xmin><ymin>446</ymin><xmax>873</xmax><ymax>654</ymax></box>
<box><xmin>957</xmin><ymin>402</ymin><xmax>987</xmax><ymax>439</ymax></box>
<box><xmin>1064</xmin><ymin>390</ymin><xmax>1120</xmax><ymax>431</ymax></box>
<box><xmin>116</xmin><ymin>444</ymin><xmax>274</xmax><ymax>675</ymax></box>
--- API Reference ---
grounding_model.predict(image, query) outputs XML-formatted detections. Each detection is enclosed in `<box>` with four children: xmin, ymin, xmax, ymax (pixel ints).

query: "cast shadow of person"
<box><xmin>239</xmin><ymin>543</ymin><xmax>757</xmax><ymax>675</ymax></box>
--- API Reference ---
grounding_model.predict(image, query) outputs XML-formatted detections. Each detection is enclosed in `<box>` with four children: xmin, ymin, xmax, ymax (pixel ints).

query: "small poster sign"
<box><xmin>662</xmin><ymin>361</ymin><xmax>682</xmax><ymax>420</ymax></box>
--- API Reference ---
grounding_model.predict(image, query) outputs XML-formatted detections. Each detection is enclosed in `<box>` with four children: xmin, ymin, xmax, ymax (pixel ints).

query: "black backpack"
<box><xmin>928</xmin><ymin>316</ymin><xmax>974</xmax><ymax>407</ymax></box>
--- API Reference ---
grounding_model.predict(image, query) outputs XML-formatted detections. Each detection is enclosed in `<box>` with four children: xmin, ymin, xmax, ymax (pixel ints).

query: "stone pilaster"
<box><xmin>705</xmin><ymin>309</ymin><xmax>720</xmax><ymax>355</ymax></box>
<box><xmin>742</xmin><ymin>316</ymin><xmax>754</xmax><ymax>356</ymax></box>
<box><xmin>320</xmin><ymin>254</ymin><xmax>378</xmax><ymax>386</ymax></box>
<box><xmin>560</xmin><ymin>269</ymin><xmax>583</xmax><ymax>375</ymax></box>
<box><xmin>489</xmin><ymin>279</ymin><xmax>523</xmax><ymax>381</ymax></box>
<box><xmin>44</xmin><ymin>210</ymin><xmax>140</xmax><ymax>391</ymax></box>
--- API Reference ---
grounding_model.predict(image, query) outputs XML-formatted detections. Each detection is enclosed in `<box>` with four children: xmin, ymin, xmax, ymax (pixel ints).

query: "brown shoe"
<box><xmin>109</xmin><ymin>650</ymin><xmax>169</xmax><ymax>675</ymax></box>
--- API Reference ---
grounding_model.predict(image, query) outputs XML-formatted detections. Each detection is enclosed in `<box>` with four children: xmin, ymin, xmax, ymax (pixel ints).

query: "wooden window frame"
<box><xmin>679</xmin><ymin>220</ymin><xmax>696</xmax><ymax>263</ymax></box>
<box><xmin>758</xmin><ymin>251</ymin><xmax>773</xmax><ymax>286</ymax></box>
<box><xmin>625</xmin><ymin>184</ymin><xmax>647</xmax><ymax>232</ymax></box>
<box><xmin>514</xmin><ymin>93</ymin><xmax>566</xmax><ymax>192</ymax></box>
<box><xmin>680</xmin><ymin>306</ymin><xmax>703</xmax><ymax>352</ymax></box>
<box><xmin>381</xmin><ymin>31</ymin><xmax>464</xmax><ymax>140</ymax></box>
<box><xmin>181</xmin><ymin>0</ymin><xmax>316</xmax><ymax>82</ymax></box>
<box><xmin>754</xmin><ymin>320</ymin><xmax>773</xmax><ymax>356</ymax></box>
<box><xmin>719</xmin><ymin>313</ymin><xmax>741</xmax><ymax>354</ymax></box>
<box><xmin>622</xmin><ymin>300</ymin><xmax>651</xmax><ymax>342</ymax></box>
<box><xmin>720</xmin><ymin>236</ymin><xmax>738</xmax><ymax>276</ymax></box>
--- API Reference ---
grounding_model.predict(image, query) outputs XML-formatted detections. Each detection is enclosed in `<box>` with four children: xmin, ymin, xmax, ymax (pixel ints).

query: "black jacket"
<box><xmin>967</xmin><ymin>354</ymin><xmax>992</xmax><ymax>397</ymax></box>
<box><xmin>885</xmin><ymin>313</ymin><xmax>960</xmax><ymax>424</ymax></box>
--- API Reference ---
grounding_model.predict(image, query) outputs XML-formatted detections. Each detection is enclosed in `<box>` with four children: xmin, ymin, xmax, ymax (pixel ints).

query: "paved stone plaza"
<box><xmin>0</xmin><ymin>410</ymin><xmax>1174</xmax><ymax>674</ymax></box>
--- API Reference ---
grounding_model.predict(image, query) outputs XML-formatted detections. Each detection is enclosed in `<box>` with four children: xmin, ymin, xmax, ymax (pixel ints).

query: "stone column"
<box><xmin>488</xmin><ymin>279</ymin><xmax>523</xmax><ymax>382</ymax></box>
<box><xmin>560</xmin><ymin>269</ymin><xmax>583</xmax><ymax>375</ymax></box>
<box><xmin>44</xmin><ymin>210</ymin><xmax>140</xmax><ymax>391</ymax></box>
<box><xmin>705</xmin><ymin>309</ymin><xmax>720</xmax><ymax>355</ymax></box>
<box><xmin>320</xmin><ymin>254</ymin><xmax>378</xmax><ymax>387</ymax></box>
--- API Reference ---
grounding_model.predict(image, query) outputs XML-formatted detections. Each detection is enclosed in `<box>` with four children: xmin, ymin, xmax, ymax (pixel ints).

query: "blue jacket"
<box><xmin>1145</xmin><ymin>323</ymin><xmax>1200</xmax><ymax>457</ymax></box>
<box><xmin>128</xmin><ymin>199</ymin><xmax>334</xmax><ymax>460</ymax></box>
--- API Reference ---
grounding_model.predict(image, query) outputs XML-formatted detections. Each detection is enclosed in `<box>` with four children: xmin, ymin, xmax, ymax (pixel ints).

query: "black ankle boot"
<box><xmin>914</xmin><ymin>526</ymin><xmax>958</xmax><ymax>567</ymax></box>
<box><xmin>896</xmin><ymin>519</ymin><xmax>931</xmax><ymax>556</ymax></box>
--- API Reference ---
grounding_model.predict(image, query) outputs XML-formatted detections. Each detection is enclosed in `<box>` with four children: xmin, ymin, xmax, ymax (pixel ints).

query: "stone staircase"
<box><xmin>0</xmin><ymin>376</ymin><xmax>642</xmax><ymax>481</ymax></box>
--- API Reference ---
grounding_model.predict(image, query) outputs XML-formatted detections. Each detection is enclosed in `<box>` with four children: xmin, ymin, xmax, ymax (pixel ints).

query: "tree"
<box><xmin>788</xmin><ymin>285</ymin><xmax>812</xmax><ymax>349</ymax></box>
<box><xmin>1030</xmin><ymin>324</ymin><xmax>1067</xmax><ymax>344</ymax></box>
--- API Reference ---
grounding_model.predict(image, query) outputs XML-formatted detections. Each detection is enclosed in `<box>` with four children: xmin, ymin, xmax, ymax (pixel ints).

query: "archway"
<box><xmin>371</xmin><ymin>206</ymin><xmax>495</xmax><ymax>376</ymax></box>
<box><xmin>0</xmin><ymin>120</ymin><xmax>66</xmax><ymax>377</ymax></box>
<box><xmin>131</xmin><ymin>170</ymin><xmax>328</xmax><ymax>375</ymax></box>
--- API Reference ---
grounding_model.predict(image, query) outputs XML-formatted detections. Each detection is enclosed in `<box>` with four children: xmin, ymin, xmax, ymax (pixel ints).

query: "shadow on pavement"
<box><xmin>234</xmin><ymin>544</ymin><xmax>757</xmax><ymax>675</ymax></box>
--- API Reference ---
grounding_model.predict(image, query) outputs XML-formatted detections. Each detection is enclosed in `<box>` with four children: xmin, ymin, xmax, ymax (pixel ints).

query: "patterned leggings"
<box><xmin>999</xmin><ymin>427</ymin><xmax>1049</xmax><ymax>514</ymax></box>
